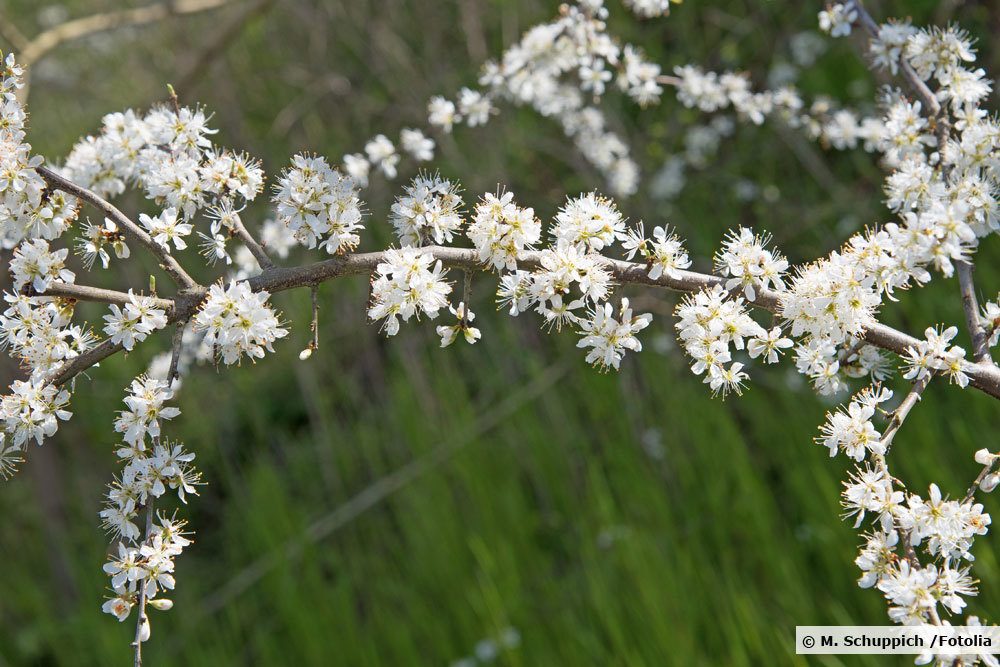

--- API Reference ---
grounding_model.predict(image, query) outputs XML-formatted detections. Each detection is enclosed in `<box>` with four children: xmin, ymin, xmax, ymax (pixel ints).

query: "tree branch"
<box><xmin>957</xmin><ymin>260</ymin><xmax>991</xmax><ymax>363</ymax></box>
<box><xmin>27</xmin><ymin>282</ymin><xmax>175</xmax><ymax>312</ymax></box>
<box><xmin>880</xmin><ymin>373</ymin><xmax>933</xmax><ymax>451</ymax></box>
<box><xmin>19</xmin><ymin>0</ymin><xmax>232</xmax><ymax>66</ymax></box>
<box><xmin>0</xmin><ymin>13</ymin><xmax>29</xmax><ymax>52</ymax></box>
<box><xmin>36</xmin><ymin>166</ymin><xmax>199</xmax><ymax>290</ymax></box>
<box><xmin>31</xmin><ymin>229</ymin><xmax>1000</xmax><ymax>401</ymax></box>
<box><xmin>243</xmin><ymin>246</ymin><xmax>1000</xmax><ymax>400</ymax></box>
<box><xmin>231</xmin><ymin>217</ymin><xmax>275</xmax><ymax>270</ymax></box>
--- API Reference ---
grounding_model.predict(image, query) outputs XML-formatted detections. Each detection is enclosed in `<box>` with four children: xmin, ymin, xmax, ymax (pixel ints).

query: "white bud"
<box><xmin>149</xmin><ymin>598</ymin><xmax>174</xmax><ymax>611</ymax></box>
<box><xmin>980</xmin><ymin>473</ymin><xmax>1000</xmax><ymax>494</ymax></box>
<box><xmin>975</xmin><ymin>448</ymin><xmax>995</xmax><ymax>465</ymax></box>
<box><xmin>138</xmin><ymin>616</ymin><xmax>151</xmax><ymax>642</ymax></box>
<box><xmin>298</xmin><ymin>347</ymin><xmax>313</xmax><ymax>360</ymax></box>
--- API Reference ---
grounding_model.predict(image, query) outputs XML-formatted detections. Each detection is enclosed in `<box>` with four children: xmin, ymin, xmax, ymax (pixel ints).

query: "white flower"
<box><xmin>428</xmin><ymin>96</ymin><xmax>460</xmax><ymax>133</ymax></box>
<box><xmin>747</xmin><ymin>326</ymin><xmax>793</xmax><ymax>364</ymax></box>
<box><xmin>576</xmin><ymin>298</ymin><xmax>652</xmax><ymax>371</ymax></box>
<box><xmin>817</xmin><ymin>385</ymin><xmax>891</xmax><ymax>462</ymax></box>
<box><xmin>551</xmin><ymin>192</ymin><xmax>626</xmax><ymax>251</ymax></box>
<box><xmin>390</xmin><ymin>173</ymin><xmax>464</xmax><ymax>247</ymax></box>
<box><xmin>102</xmin><ymin>596</ymin><xmax>133</xmax><ymax>622</ymax></box>
<box><xmin>818</xmin><ymin>3</ymin><xmax>857</xmax><ymax>38</ymax></box>
<box><xmin>0</xmin><ymin>376</ymin><xmax>72</xmax><ymax>447</ymax></box>
<box><xmin>103</xmin><ymin>291</ymin><xmax>168</xmax><ymax>351</ymax></box>
<box><xmin>674</xmin><ymin>285</ymin><xmax>767</xmax><ymax>396</ymax></box>
<box><xmin>113</xmin><ymin>376</ymin><xmax>181</xmax><ymax>447</ymax></box>
<box><xmin>713</xmin><ymin>227</ymin><xmax>788</xmax><ymax>301</ymax></box>
<box><xmin>400</xmin><ymin>128</ymin><xmax>434</xmax><ymax>162</ymax></box>
<box><xmin>364</xmin><ymin>134</ymin><xmax>400</xmax><ymax>179</ymax></box>
<box><xmin>467</xmin><ymin>190</ymin><xmax>541</xmax><ymax>270</ymax></box>
<box><xmin>198</xmin><ymin>232</ymin><xmax>231</xmax><ymax>266</ymax></box>
<box><xmin>76</xmin><ymin>218</ymin><xmax>130</xmax><ymax>269</ymax></box>
<box><xmin>368</xmin><ymin>247</ymin><xmax>452</xmax><ymax>336</ymax></box>
<box><xmin>272</xmin><ymin>154</ymin><xmax>365</xmax><ymax>253</ymax></box>
<box><xmin>623</xmin><ymin>223</ymin><xmax>692</xmax><ymax>280</ymax></box>
<box><xmin>436</xmin><ymin>302</ymin><xmax>481</xmax><ymax>347</ymax></box>
<box><xmin>342</xmin><ymin>153</ymin><xmax>370</xmax><ymax>188</ymax></box>
<box><xmin>139</xmin><ymin>207</ymin><xmax>192</xmax><ymax>251</ymax></box>
<box><xmin>855</xmin><ymin>528</ymin><xmax>899</xmax><ymax>588</ymax></box>
<box><xmin>192</xmin><ymin>281</ymin><xmax>288</xmax><ymax>364</ymax></box>
<box><xmin>10</xmin><ymin>239</ymin><xmax>75</xmax><ymax>292</ymax></box>
<box><xmin>457</xmin><ymin>88</ymin><xmax>493</xmax><ymax>127</ymax></box>
<box><xmin>902</xmin><ymin>325</ymin><xmax>970</xmax><ymax>387</ymax></box>
<box><xmin>841</xmin><ymin>465</ymin><xmax>901</xmax><ymax>528</ymax></box>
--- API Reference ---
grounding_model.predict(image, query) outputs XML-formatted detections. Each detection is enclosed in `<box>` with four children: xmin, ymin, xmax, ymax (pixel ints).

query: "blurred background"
<box><xmin>1</xmin><ymin>0</ymin><xmax>999</xmax><ymax>664</ymax></box>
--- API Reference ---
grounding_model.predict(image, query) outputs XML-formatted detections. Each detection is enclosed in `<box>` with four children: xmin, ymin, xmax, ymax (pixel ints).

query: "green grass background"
<box><xmin>1</xmin><ymin>0</ymin><xmax>999</xmax><ymax>664</ymax></box>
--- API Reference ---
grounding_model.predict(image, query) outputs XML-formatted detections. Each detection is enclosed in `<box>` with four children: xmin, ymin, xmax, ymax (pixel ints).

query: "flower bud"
<box><xmin>974</xmin><ymin>448</ymin><xmax>995</xmax><ymax>466</ymax></box>
<box><xmin>980</xmin><ymin>473</ymin><xmax>1000</xmax><ymax>494</ymax></box>
<box><xmin>149</xmin><ymin>598</ymin><xmax>174</xmax><ymax>611</ymax></box>
<box><xmin>298</xmin><ymin>347</ymin><xmax>313</xmax><ymax>360</ymax></box>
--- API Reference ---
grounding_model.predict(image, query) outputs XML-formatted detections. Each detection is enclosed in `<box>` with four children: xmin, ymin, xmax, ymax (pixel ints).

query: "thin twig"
<box><xmin>232</xmin><ymin>217</ymin><xmax>275</xmax><ymax>271</ymax></box>
<box><xmin>132</xmin><ymin>499</ymin><xmax>155</xmax><ymax>667</ymax></box>
<box><xmin>963</xmin><ymin>458</ymin><xmax>998</xmax><ymax>505</ymax></box>
<box><xmin>167</xmin><ymin>324</ymin><xmax>186</xmax><ymax>388</ymax></box>
<box><xmin>880</xmin><ymin>373</ymin><xmax>934</xmax><ymax>451</ymax></box>
<box><xmin>19</xmin><ymin>0</ymin><xmax>232</xmax><ymax>66</ymax></box>
<box><xmin>461</xmin><ymin>270</ymin><xmax>472</xmax><ymax>327</ymax></box>
<box><xmin>0</xmin><ymin>13</ymin><xmax>29</xmax><ymax>52</ymax></box>
<box><xmin>309</xmin><ymin>285</ymin><xmax>319</xmax><ymax>352</ymax></box>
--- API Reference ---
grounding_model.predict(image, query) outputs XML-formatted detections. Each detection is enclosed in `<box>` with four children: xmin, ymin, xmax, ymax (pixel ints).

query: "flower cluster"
<box><xmin>0</xmin><ymin>54</ymin><xmax>79</xmax><ymax>248</ymax></box>
<box><xmin>192</xmin><ymin>281</ymin><xmax>288</xmax><ymax>364</ymax></box>
<box><xmin>622</xmin><ymin>223</ymin><xmax>691</xmax><ymax>280</ymax></box>
<box><xmin>63</xmin><ymin>104</ymin><xmax>263</xmax><ymax>218</ymax></box>
<box><xmin>389</xmin><ymin>173</ymin><xmax>465</xmax><ymax>247</ymax></box>
<box><xmin>343</xmin><ymin>0</ymin><xmax>668</xmax><ymax>195</ymax></box>
<box><xmin>0</xmin><ymin>376</ymin><xmax>71</xmax><ymax>451</ymax></box>
<box><xmin>621</xmin><ymin>0</ymin><xmax>674</xmax><ymax>19</ymax></box>
<box><xmin>674</xmin><ymin>285</ymin><xmax>790</xmax><ymax>397</ymax></box>
<box><xmin>103</xmin><ymin>291</ymin><xmax>169</xmax><ymax>352</ymax></box>
<box><xmin>670</xmin><ymin>64</ymin><xmax>885</xmax><ymax>151</ymax></box>
<box><xmin>1</xmin><ymin>293</ymin><xmax>93</xmax><ymax>375</ymax></box>
<box><xmin>817</xmin><ymin>385</ymin><xmax>892</xmax><ymax>462</ymax></box>
<box><xmin>576</xmin><ymin>298</ymin><xmax>652</xmax><ymax>370</ymax></box>
<box><xmin>551</xmin><ymin>192</ymin><xmax>626</xmax><ymax>252</ymax></box>
<box><xmin>368</xmin><ymin>247</ymin><xmax>453</xmax><ymax>336</ymax></box>
<box><xmin>499</xmin><ymin>242</ymin><xmax>612</xmax><ymax>330</ymax></box>
<box><xmin>713</xmin><ymin>227</ymin><xmax>788</xmax><ymax>300</ymax></box>
<box><xmin>10</xmin><ymin>238</ymin><xmax>75</xmax><ymax>292</ymax></box>
<box><xmin>818</xmin><ymin>3</ymin><xmax>857</xmax><ymax>38</ymax></box>
<box><xmin>343</xmin><ymin>128</ymin><xmax>434</xmax><ymax>188</ymax></box>
<box><xmin>99</xmin><ymin>378</ymin><xmax>199</xmax><ymax>645</ymax></box>
<box><xmin>272</xmin><ymin>154</ymin><xmax>366</xmax><ymax>254</ymax></box>
<box><xmin>467</xmin><ymin>191</ymin><xmax>541</xmax><ymax>270</ymax></box>
<box><xmin>902</xmin><ymin>326</ymin><xmax>970</xmax><ymax>388</ymax></box>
